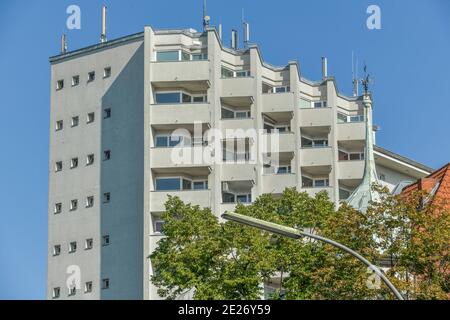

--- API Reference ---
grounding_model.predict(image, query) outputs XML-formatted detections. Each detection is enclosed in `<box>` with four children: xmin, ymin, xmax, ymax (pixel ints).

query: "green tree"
<box><xmin>150</xmin><ymin>187</ymin><xmax>449</xmax><ymax>300</ymax></box>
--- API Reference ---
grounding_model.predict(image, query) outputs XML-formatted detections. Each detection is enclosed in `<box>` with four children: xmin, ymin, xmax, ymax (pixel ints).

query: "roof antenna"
<box><xmin>242</xmin><ymin>9</ymin><xmax>250</xmax><ymax>47</ymax></box>
<box><xmin>100</xmin><ymin>5</ymin><xmax>107</xmax><ymax>43</ymax></box>
<box><xmin>61</xmin><ymin>33</ymin><xmax>67</xmax><ymax>54</ymax></box>
<box><xmin>360</xmin><ymin>62</ymin><xmax>372</xmax><ymax>95</ymax></box>
<box><xmin>203</xmin><ymin>0</ymin><xmax>210</xmax><ymax>31</ymax></box>
<box><xmin>352</xmin><ymin>52</ymin><xmax>359</xmax><ymax>96</ymax></box>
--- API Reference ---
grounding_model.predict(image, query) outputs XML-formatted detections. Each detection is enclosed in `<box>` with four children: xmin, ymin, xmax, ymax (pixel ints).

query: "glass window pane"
<box><xmin>181</xmin><ymin>51</ymin><xmax>190</xmax><ymax>61</ymax></box>
<box><xmin>277</xmin><ymin>167</ymin><xmax>287</xmax><ymax>174</ymax></box>
<box><xmin>237</xmin><ymin>195</ymin><xmax>249</xmax><ymax>203</ymax></box>
<box><xmin>193</xmin><ymin>96</ymin><xmax>205</xmax><ymax>103</ymax></box>
<box><xmin>193</xmin><ymin>181</ymin><xmax>205</xmax><ymax>190</ymax></box>
<box><xmin>156</xmin><ymin>178</ymin><xmax>180</xmax><ymax>191</ymax></box>
<box><xmin>192</xmin><ymin>53</ymin><xmax>207</xmax><ymax>60</ymax></box>
<box><xmin>236</xmin><ymin>70</ymin><xmax>249</xmax><ymax>77</ymax></box>
<box><xmin>155</xmin><ymin>92</ymin><xmax>180</xmax><ymax>104</ymax></box>
<box><xmin>275</xmin><ymin>87</ymin><xmax>286</xmax><ymax>93</ymax></box>
<box><xmin>182</xmin><ymin>93</ymin><xmax>192</xmax><ymax>103</ymax></box>
<box><xmin>337</xmin><ymin>113</ymin><xmax>348</xmax><ymax>123</ymax></box>
<box><xmin>302</xmin><ymin>176</ymin><xmax>313</xmax><ymax>188</ymax></box>
<box><xmin>315</xmin><ymin>180</ymin><xmax>326</xmax><ymax>187</ymax></box>
<box><xmin>223</xmin><ymin>193</ymin><xmax>235</xmax><ymax>203</ymax></box>
<box><xmin>235</xmin><ymin>111</ymin><xmax>249</xmax><ymax>119</ymax></box>
<box><xmin>300</xmin><ymin>98</ymin><xmax>311</xmax><ymax>109</ymax></box>
<box><xmin>314</xmin><ymin>102</ymin><xmax>323</xmax><ymax>108</ymax></box>
<box><xmin>339</xmin><ymin>150</ymin><xmax>349</xmax><ymax>161</ymax></box>
<box><xmin>156</xmin><ymin>136</ymin><xmax>168</xmax><ymax>147</ymax></box>
<box><xmin>339</xmin><ymin>189</ymin><xmax>351</xmax><ymax>200</ymax></box>
<box><xmin>349</xmin><ymin>153</ymin><xmax>361</xmax><ymax>160</ymax></box>
<box><xmin>222</xmin><ymin>108</ymin><xmax>235</xmax><ymax>119</ymax></box>
<box><xmin>221</xmin><ymin>67</ymin><xmax>234</xmax><ymax>78</ymax></box>
<box><xmin>169</xmin><ymin>136</ymin><xmax>181</xmax><ymax>147</ymax></box>
<box><xmin>302</xmin><ymin>137</ymin><xmax>313</xmax><ymax>147</ymax></box>
<box><xmin>156</xmin><ymin>51</ymin><xmax>179</xmax><ymax>62</ymax></box>
<box><xmin>182</xmin><ymin>179</ymin><xmax>192</xmax><ymax>190</ymax></box>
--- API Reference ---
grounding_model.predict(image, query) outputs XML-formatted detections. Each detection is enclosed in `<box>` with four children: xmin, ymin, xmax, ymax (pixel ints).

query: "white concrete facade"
<box><xmin>48</xmin><ymin>27</ymin><xmax>433</xmax><ymax>300</ymax></box>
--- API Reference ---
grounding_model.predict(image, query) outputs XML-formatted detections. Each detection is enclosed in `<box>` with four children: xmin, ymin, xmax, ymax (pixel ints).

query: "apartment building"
<box><xmin>48</xmin><ymin>25</ymin><xmax>433</xmax><ymax>300</ymax></box>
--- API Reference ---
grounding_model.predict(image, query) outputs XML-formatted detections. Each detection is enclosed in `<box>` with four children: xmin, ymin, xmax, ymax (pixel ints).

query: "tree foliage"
<box><xmin>149</xmin><ymin>187</ymin><xmax>449</xmax><ymax>300</ymax></box>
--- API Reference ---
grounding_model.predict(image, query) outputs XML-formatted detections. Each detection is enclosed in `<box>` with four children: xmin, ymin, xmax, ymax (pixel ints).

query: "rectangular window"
<box><xmin>192</xmin><ymin>53</ymin><xmax>207</xmax><ymax>60</ymax></box>
<box><xmin>104</xmin><ymin>108</ymin><xmax>111</xmax><ymax>119</ymax></box>
<box><xmin>69</xmin><ymin>287</ymin><xmax>76</xmax><ymax>296</ymax></box>
<box><xmin>85</xmin><ymin>282</ymin><xmax>93</xmax><ymax>293</ymax></box>
<box><xmin>192</xmin><ymin>95</ymin><xmax>206</xmax><ymax>103</ymax></box>
<box><xmin>314</xmin><ymin>179</ymin><xmax>329</xmax><ymax>187</ymax></box>
<box><xmin>52</xmin><ymin>287</ymin><xmax>60</xmax><ymax>299</ymax></box>
<box><xmin>182</xmin><ymin>179</ymin><xmax>192</xmax><ymax>190</ymax></box>
<box><xmin>222</xmin><ymin>193</ymin><xmax>235</xmax><ymax>203</ymax></box>
<box><xmin>56</xmin><ymin>120</ymin><xmax>63</xmax><ymax>131</ymax></box>
<box><xmin>86</xmin><ymin>196</ymin><xmax>94</xmax><ymax>208</ymax></box>
<box><xmin>221</xmin><ymin>108</ymin><xmax>235</xmax><ymax>119</ymax></box>
<box><xmin>339</xmin><ymin>188</ymin><xmax>351</xmax><ymax>200</ymax></box>
<box><xmin>102</xmin><ymin>278</ymin><xmax>110</xmax><ymax>289</ymax></box>
<box><xmin>56</xmin><ymin>80</ymin><xmax>64</xmax><ymax>90</ymax></box>
<box><xmin>85</xmin><ymin>239</ymin><xmax>93</xmax><ymax>250</ymax></box>
<box><xmin>88</xmin><ymin>71</ymin><xmax>95</xmax><ymax>82</ymax></box>
<box><xmin>71</xmin><ymin>116</ymin><xmax>79</xmax><ymax>127</ymax></box>
<box><xmin>86</xmin><ymin>154</ymin><xmax>94</xmax><ymax>165</ymax></box>
<box><xmin>339</xmin><ymin>150</ymin><xmax>349</xmax><ymax>161</ymax></box>
<box><xmin>181</xmin><ymin>51</ymin><xmax>190</xmax><ymax>61</ymax></box>
<box><xmin>237</xmin><ymin>194</ymin><xmax>251</xmax><ymax>203</ymax></box>
<box><xmin>103</xmin><ymin>150</ymin><xmax>111</xmax><ymax>161</ymax></box>
<box><xmin>349</xmin><ymin>153</ymin><xmax>363</xmax><ymax>160</ymax></box>
<box><xmin>53</xmin><ymin>245</ymin><xmax>61</xmax><ymax>256</ymax></box>
<box><xmin>70</xmin><ymin>199</ymin><xmax>78</xmax><ymax>211</ymax></box>
<box><xmin>350</xmin><ymin>115</ymin><xmax>364</xmax><ymax>122</ymax></box>
<box><xmin>182</xmin><ymin>93</ymin><xmax>192</xmax><ymax>103</ymax></box>
<box><xmin>155</xmin><ymin>178</ymin><xmax>181</xmax><ymax>191</ymax></box>
<box><xmin>337</xmin><ymin>112</ymin><xmax>348</xmax><ymax>123</ymax></box>
<box><xmin>193</xmin><ymin>181</ymin><xmax>207</xmax><ymax>190</ymax></box>
<box><xmin>69</xmin><ymin>242</ymin><xmax>77</xmax><ymax>253</ymax></box>
<box><xmin>54</xmin><ymin>203</ymin><xmax>62</xmax><ymax>214</ymax></box>
<box><xmin>302</xmin><ymin>176</ymin><xmax>313</xmax><ymax>188</ymax></box>
<box><xmin>87</xmin><ymin>112</ymin><xmax>95</xmax><ymax>124</ymax></box>
<box><xmin>71</xmin><ymin>158</ymin><xmax>78</xmax><ymax>169</ymax></box>
<box><xmin>72</xmin><ymin>75</ymin><xmax>80</xmax><ymax>86</ymax></box>
<box><xmin>155</xmin><ymin>136</ymin><xmax>168</xmax><ymax>147</ymax></box>
<box><xmin>235</xmin><ymin>70</ymin><xmax>250</xmax><ymax>77</ymax></box>
<box><xmin>155</xmin><ymin>92</ymin><xmax>181</xmax><ymax>104</ymax></box>
<box><xmin>154</xmin><ymin>220</ymin><xmax>165</xmax><ymax>234</ymax></box>
<box><xmin>103</xmin><ymin>67</ymin><xmax>111</xmax><ymax>78</ymax></box>
<box><xmin>103</xmin><ymin>192</ymin><xmax>110</xmax><ymax>203</ymax></box>
<box><xmin>235</xmin><ymin>111</ymin><xmax>251</xmax><ymax>119</ymax></box>
<box><xmin>156</xmin><ymin>51</ymin><xmax>180</xmax><ymax>62</ymax></box>
<box><xmin>55</xmin><ymin>161</ymin><xmax>63</xmax><ymax>172</ymax></box>
<box><xmin>221</xmin><ymin>67</ymin><xmax>234</xmax><ymax>78</ymax></box>
<box><xmin>102</xmin><ymin>235</ymin><xmax>110</xmax><ymax>246</ymax></box>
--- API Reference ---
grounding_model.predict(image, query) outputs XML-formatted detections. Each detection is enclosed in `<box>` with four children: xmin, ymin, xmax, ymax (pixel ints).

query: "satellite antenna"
<box><xmin>203</xmin><ymin>0</ymin><xmax>210</xmax><ymax>30</ymax></box>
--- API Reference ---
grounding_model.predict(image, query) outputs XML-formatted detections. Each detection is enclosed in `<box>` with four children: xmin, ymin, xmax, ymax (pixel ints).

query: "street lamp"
<box><xmin>222</xmin><ymin>212</ymin><xmax>404</xmax><ymax>300</ymax></box>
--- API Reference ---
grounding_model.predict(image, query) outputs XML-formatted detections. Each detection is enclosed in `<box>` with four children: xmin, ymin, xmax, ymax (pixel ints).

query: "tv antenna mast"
<box><xmin>202</xmin><ymin>0</ymin><xmax>210</xmax><ymax>30</ymax></box>
<box><xmin>360</xmin><ymin>63</ymin><xmax>372</xmax><ymax>95</ymax></box>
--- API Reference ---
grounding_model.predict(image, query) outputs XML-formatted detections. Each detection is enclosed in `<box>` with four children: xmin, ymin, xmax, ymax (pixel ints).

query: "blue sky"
<box><xmin>0</xmin><ymin>0</ymin><xmax>449</xmax><ymax>299</ymax></box>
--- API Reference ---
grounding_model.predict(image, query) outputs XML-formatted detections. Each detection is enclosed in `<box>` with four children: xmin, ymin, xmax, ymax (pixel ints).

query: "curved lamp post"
<box><xmin>221</xmin><ymin>212</ymin><xmax>404</xmax><ymax>300</ymax></box>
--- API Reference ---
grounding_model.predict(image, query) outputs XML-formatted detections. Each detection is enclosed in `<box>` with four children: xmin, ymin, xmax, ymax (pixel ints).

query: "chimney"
<box><xmin>61</xmin><ymin>34</ymin><xmax>67</xmax><ymax>54</ymax></box>
<box><xmin>100</xmin><ymin>5</ymin><xmax>107</xmax><ymax>43</ymax></box>
<box><xmin>243</xmin><ymin>22</ymin><xmax>250</xmax><ymax>47</ymax></box>
<box><xmin>322</xmin><ymin>57</ymin><xmax>328</xmax><ymax>79</ymax></box>
<box><xmin>231</xmin><ymin>29</ymin><xmax>238</xmax><ymax>50</ymax></box>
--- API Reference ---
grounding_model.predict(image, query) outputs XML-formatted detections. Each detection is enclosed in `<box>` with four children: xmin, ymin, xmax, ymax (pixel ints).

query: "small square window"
<box><xmin>103</xmin><ymin>150</ymin><xmax>111</xmax><ymax>161</ymax></box>
<box><xmin>72</xmin><ymin>75</ymin><xmax>80</xmax><ymax>86</ymax></box>
<box><xmin>71</xmin><ymin>116</ymin><xmax>79</xmax><ymax>127</ymax></box>
<box><xmin>102</xmin><ymin>235</ymin><xmax>110</xmax><ymax>246</ymax></box>
<box><xmin>56</xmin><ymin>80</ymin><xmax>64</xmax><ymax>90</ymax></box>
<box><xmin>55</xmin><ymin>161</ymin><xmax>63</xmax><ymax>172</ymax></box>
<box><xmin>88</xmin><ymin>71</ymin><xmax>95</xmax><ymax>82</ymax></box>
<box><xmin>70</xmin><ymin>199</ymin><xmax>78</xmax><ymax>211</ymax></box>
<box><xmin>103</xmin><ymin>67</ymin><xmax>111</xmax><ymax>78</ymax></box>
<box><xmin>68</xmin><ymin>287</ymin><xmax>76</xmax><ymax>296</ymax></box>
<box><xmin>86</xmin><ymin>196</ymin><xmax>94</xmax><ymax>208</ymax></box>
<box><xmin>86</xmin><ymin>154</ymin><xmax>95</xmax><ymax>165</ymax></box>
<box><xmin>54</xmin><ymin>203</ymin><xmax>62</xmax><ymax>214</ymax></box>
<box><xmin>87</xmin><ymin>112</ymin><xmax>95</xmax><ymax>124</ymax></box>
<box><xmin>53</xmin><ymin>245</ymin><xmax>61</xmax><ymax>256</ymax></box>
<box><xmin>85</xmin><ymin>282</ymin><xmax>93</xmax><ymax>293</ymax></box>
<box><xmin>71</xmin><ymin>158</ymin><xmax>78</xmax><ymax>169</ymax></box>
<box><xmin>104</xmin><ymin>108</ymin><xmax>111</xmax><ymax>119</ymax></box>
<box><xmin>52</xmin><ymin>287</ymin><xmax>60</xmax><ymax>299</ymax></box>
<box><xmin>103</xmin><ymin>192</ymin><xmax>111</xmax><ymax>203</ymax></box>
<box><xmin>56</xmin><ymin>120</ymin><xmax>63</xmax><ymax>131</ymax></box>
<box><xmin>85</xmin><ymin>238</ymin><xmax>93</xmax><ymax>250</ymax></box>
<box><xmin>102</xmin><ymin>278</ymin><xmax>110</xmax><ymax>289</ymax></box>
<box><xmin>69</xmin><ymin>241</ymin><xmax>77</xmax><ymax>253</ymax></box>
<box><xmin>154</xmin><ymin>220</ymin><xmax>165</xmax><ymax>234</ymax></box>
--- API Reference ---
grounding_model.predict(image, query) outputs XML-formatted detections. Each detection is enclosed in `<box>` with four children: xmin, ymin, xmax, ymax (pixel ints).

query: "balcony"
<box><xmin>299</xmin><ymin>107</ymin><xmax>333</xmax><ymax>127</ymax></box>
<box><xmin>221</xmin><ymin>118</ymin><xmax>255</xmax><ymax>134</ymax></box>
<box><xmin>262</xmin><ymin>92</ymin><xmax>295</xmax><ymax>113</ymax></box>
<box><xmin>221</xmin><ymin>77</ymin><xmax>254</xmax><ymax>98</ymax></box>
<box><xmin>300</xmin><ymin>147</ymin><xmax>333</xmax><ymax>166</ymax></box>
<box><xmin>262</xmin><ymin>174</ymin><xmax>296</xmax><ymax>194</ymax></box>
<box><xmin>261</xmin><ymin>132</ymin><xmax>295</xmax><ymax>153</ymax></box>
<box><xmin>337</xmin><ymin>122</ymin><xmax>365</xmax><ymax>141</ymax></box>
<box><xmin>150</xmin><ymin>103</ymin><xmax>211</xmax><ymax>125</ymax></box>
<box><xmin>221</xmin><ymin>163</ymin><xmax>255</xmax><ymax>181</ymax></box>
<box><xmin>150</xmin><ymin>189</ymin><xmax>211</xmax><ymax>212</ymax></box>
<box><xmin>150</xmin><ymin>146</ymin><xmax>212</xmax><ymax>168</ymax></box>
<box><xmin>151</xmin><ymin>60</ymin><xmax>210</xmax><ymax>86</ymax></box>
<box><xmin>338</xmin><ymin>160</ymin><xmax>364</xmax><ymax>180</ymax></box>
<box><xmin>301</xmin><ymin>187</ymin><xmax>335</xmax><ymax>202</ymax></box>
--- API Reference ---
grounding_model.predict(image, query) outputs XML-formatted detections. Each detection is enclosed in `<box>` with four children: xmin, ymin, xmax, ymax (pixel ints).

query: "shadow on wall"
<box><xmin>100</xmin><ymin>42</ymin><xmax>145</xmax><ymax>300</ymax></box>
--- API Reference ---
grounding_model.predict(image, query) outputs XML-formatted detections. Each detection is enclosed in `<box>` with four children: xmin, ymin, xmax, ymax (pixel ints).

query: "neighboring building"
<box><xmin>48</xmin><ymin>23</ymin><xmax>433</xmax><ymax>300</ymax></box>
<box><xmin>402</xmin><ymin>163</ymin><xmax>450</xmax><ymax>210</ymax></box>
